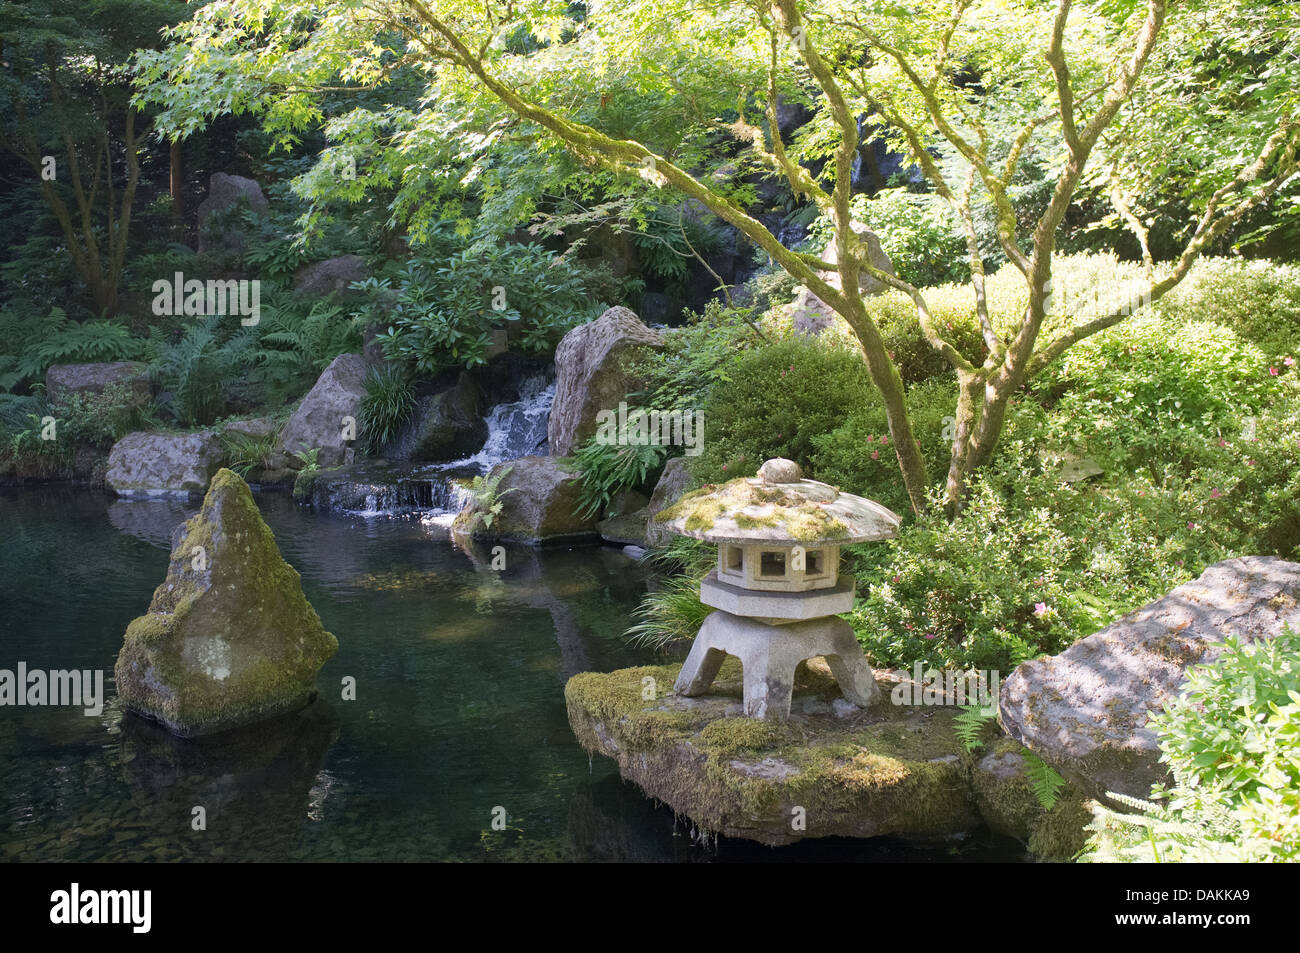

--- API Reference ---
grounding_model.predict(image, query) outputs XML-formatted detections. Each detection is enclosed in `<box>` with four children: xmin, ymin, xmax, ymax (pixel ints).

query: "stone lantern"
<box><xmin>655</xmin><ymin>458</ymin><xmax>902</xmax><ymax>720</ymax></box>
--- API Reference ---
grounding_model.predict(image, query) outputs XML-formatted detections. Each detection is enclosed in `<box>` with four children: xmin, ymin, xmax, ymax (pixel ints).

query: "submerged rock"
<box><xmin>115</xmin><ymin>469</ymin><xmax>338</xmax><ymax>737</ymax></box>
<box><xmin>566</xmin><ymin>659</ymin><xmax>1072</xmax><ymax>851</ymax></box>
<box><xmin>547</xmin><ymin>306</ymin><xmax>663</xmax><ymax>457</ymax></box>
<box><xmin>999</xmin><ymin>555</ymin><xmax>1300</xmax><ymax>801</ymax></box>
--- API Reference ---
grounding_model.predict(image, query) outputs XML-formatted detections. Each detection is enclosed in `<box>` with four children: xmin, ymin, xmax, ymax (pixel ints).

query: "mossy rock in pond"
<box><xmin>566</xmin><ymin>659</ymin><xmax>982</xmax><ymax>846</ymax></box>
<box><xmin>566</xmin><ymin>660</ymin><xmax>1093</xmax><ymax>854</ymax></box>
<box><xmin>115</xmin><ymin>468</ymin><xmax>338</xmax><ymax>737</ymax></box>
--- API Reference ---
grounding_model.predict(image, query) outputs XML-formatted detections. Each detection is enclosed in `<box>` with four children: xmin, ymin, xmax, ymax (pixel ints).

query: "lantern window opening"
<box><xmin>759</xmin><ymin>551</ymin><xmax>787</xmax><ymax>578</ymax></box>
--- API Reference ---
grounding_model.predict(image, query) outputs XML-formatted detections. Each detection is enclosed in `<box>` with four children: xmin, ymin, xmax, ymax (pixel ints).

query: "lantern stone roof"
<box><xmin>654</xmin><ymin>458</ymin><xmax>903</xmax><ymax>545</ymax></box>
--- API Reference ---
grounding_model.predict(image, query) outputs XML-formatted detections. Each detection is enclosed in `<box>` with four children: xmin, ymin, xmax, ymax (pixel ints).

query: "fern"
<box><xmin>462</xmin><ymin>465</ymin><xmax>517</xmax><ymax>532</ymax></box>
<box><xmin>954</xmin><ymin>702</ymin><xmax>997</xmax><ymax>753</ymax></box>
<box><xmin>1024</xmin><ymin>753</ymin><xmax>1067</xmax><ymax>810</ymax></box>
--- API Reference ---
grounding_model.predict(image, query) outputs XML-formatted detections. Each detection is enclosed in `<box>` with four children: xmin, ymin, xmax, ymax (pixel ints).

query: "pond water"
<box><xmin>0</xmin><ymin>487</ymin><xmax>1024</xmax><ymax>862</ymax></box>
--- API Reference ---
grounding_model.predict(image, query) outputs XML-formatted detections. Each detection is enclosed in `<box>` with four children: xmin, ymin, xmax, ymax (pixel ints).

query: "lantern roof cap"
<box><xmin>654</xmin><ymin>458</ymin><xmax>903</xmax><ymax>545</ymax></box>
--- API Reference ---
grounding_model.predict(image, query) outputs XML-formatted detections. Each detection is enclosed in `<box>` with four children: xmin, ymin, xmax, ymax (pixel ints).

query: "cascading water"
<box><xmin>316</xmin><ymin>373</ymin><xmax>556</xmax><ymax>519</ymax></box>
<box><xmin>442</xmin><ymin>374</ymin><xmax>554</xmax><ymax>473</ymax></box>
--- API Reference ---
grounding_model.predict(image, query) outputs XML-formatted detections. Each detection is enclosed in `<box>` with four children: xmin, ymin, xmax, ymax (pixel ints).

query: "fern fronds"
<box><xmin>954</xmin><ymin>702</ymin><xmax>996</xmax><ymax>752</ymax></box>
<box><xmin>1024</xmin><ymin>753</ymin><xmax>1066</xmax><ymax>810</ymax></box>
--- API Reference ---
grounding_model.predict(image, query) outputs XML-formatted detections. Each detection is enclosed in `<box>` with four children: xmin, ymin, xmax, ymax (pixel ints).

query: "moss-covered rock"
<box><xmin>114</xmin><ymin>468</ymin><xmax>338</xmax><ymax>737</ymax></box>
<box><xmin>566</xmin><ymin>659</ymin><xmax>982</xmax><ymax>846</ymax></box>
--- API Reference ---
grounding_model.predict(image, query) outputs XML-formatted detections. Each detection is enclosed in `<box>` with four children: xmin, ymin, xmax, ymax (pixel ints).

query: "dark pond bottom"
<box><xmin>0</xmin><ymin>487</ymin><xmax>1025</xmax><ymax>862</ymax></box>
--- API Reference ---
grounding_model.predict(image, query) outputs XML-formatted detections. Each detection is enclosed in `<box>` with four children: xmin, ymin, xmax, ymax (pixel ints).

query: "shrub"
<box><xmin>371</xmin><ymin>243</ymin><xmax>607</xmax><ymax>374</ymax></box>
<box><xmin>848</xmin><ymin>431</ymin><xmax>1232</xmax><ymax>673</ymax></box>
<box><xmin>358</xmin><ymin>365</ymin><xmax>416</xmax><ymax>454</ymax></box>
<box><xmin>688</xmin><ymin>334</ymin><xmax>880</xmax><ymax>483</ymax></box>
<box><xmin>809</xmin><ymin>376</ymin><xmax>957</xmax><ymax>515</ymax></box>
<box><xmin>1081</xmin><ymin>626</ymin><xmax>1300</xmax><ymax>862</ymax></box>
<box><xmin>1157</xmin><ymin>257</ymin><xmax>1300</xmax><ymax>361</ymax></box>
<box><xmin>1033</xmin><ymin>313</ymin><xmax>1274</xmax><ymax>480</ymax></box>
<box><xmin>571</xmin><ymin>429</ymin><xmax>667</xmax><ymax>519</ymax></box>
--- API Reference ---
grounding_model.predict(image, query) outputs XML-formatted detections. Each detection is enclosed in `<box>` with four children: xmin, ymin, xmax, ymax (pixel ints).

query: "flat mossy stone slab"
<box><xmin>568</xmin><ymin>659</ymin><xmax>973</xmax><ymax>846</ymax></box>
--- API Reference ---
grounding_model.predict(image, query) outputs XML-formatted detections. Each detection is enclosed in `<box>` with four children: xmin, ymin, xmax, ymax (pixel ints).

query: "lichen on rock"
<box><xmin>114</xmin><ymin>468</ymin><xmax>338</xmax><ymax>737</ymax></box>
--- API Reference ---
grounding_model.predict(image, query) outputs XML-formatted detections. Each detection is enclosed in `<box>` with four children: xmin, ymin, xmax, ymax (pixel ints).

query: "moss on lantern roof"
<box><xmin>654</xmin><ymin>472</ymin><xmax>900</xmax><ymax>545</ymax></box>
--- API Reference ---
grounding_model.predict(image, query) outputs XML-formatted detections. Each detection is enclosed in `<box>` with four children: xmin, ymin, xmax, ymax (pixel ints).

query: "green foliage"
<box><xmin>462</xmin><ymin>465</ymin><xmax>518</xmax><ymax>533</ymax></box>
<box><xmin>0</xmin><ymin>307</ymin><xmax>146</xmax><ymax>393</ymax></box>
<box><xmin>633</xmin><ymin>299</ymin><xmax>765</xmax><ymax>412</ymax></box>
<box><xmin>293</xmin><ymin>447</ymin><xmax>321</xmax><ymax>473</ymax></box>
<box><xmin>219</xmin><ymin>429</ymin><xmax>282</xmax><ymax>479</ymax></box>
<box><xmin>688</xmin><ymin>335</ymin><xmax>879</xmax><ymax>484</ymax></box>
<box><xmin>624</xmin><ymin>574</ymin><xmax>713</xmax><ymax>653</ymax></box>
<box><xmin>1158</xmin><ymin>258</ymin><xmax>1300</xmax><ymax>360</ymax></box>
<box><xmin>571</xmin><ymin>429</ymin><xmax>667</xmax><ymax>519</ymax></box>
<box><xmin>1081</xmin><ymin>626</ymin><xmax>1300</xmax><ymax>863</ymax></box>
<box><xmin>809</xmin><ymin>189</ymin><xmax>971</xmax><ymax>288</ymax></box>
<box><xmin>809</xmin><ymin>376</ymin><xmax>957</xmax><ymax>516</ymax></box>
<box><xmin>48</xmin><ymin>383</ymin><xmax>156</xmax><ymax>451</ymax></box>
<box><xmin>253</xmin><ymin>298</ymin><xmax>365</xmax><ymax>387</ymax></box>
<box><xmin>628</xmin><ymin>206</ymin><xmax>725</xmax><ymax>288</ymax></box>
<box><xmin>1034</xmin><ymin>313</ymin><xmax>1273</xmax><ymax>479</ymax></box>
<box><xmin>153</xmin><ymin>315</ymin><xmax>257</xmax><ymax>427</ymax></box>
<box><xmin>1024</xmin><ymin>753</ymin><xmax>1066</xmax><ymax>810</ymax></box>
<box><xmin>954</xmin><ymin>702</ymin><xmax>997</xmax><ymax>753</ymax></box>
<box><xmin>358</xmin><ymin>365</ymin><xmax>416</xmax><ymax>454</ymax></box>
<box><xmin>370</xmin><ymin>244</ymin><xmax>606</xmax><ymax>374</ymax></box>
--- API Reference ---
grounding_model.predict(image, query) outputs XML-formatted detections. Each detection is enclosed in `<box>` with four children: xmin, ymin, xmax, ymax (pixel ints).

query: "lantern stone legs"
<box><xmin>673</xmin><ymin>610</ymin><xmax>881</xmax><ymax>720</ymax></box>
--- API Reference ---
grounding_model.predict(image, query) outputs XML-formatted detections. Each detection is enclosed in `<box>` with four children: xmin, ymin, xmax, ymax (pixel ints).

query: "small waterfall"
<box><xmin>443</xmin><ymin>374</ymin><xmax>554</xmax><ymax>473</ymax></box>
<box><xmin>316</xmin><ymin>373</ymin><xmax>555</xmax><ymax>518</ymax></box>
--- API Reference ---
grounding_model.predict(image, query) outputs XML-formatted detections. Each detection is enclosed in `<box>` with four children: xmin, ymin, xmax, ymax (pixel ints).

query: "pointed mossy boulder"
<box><xmin>115</xmin><ymin>468</ymin><xmax>338</xmax><ymax>737</ymax></box>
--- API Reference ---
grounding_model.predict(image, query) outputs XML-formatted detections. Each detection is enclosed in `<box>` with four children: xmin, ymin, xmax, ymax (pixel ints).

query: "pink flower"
<box><xmin>1218</xmin><ymin>438</ymin><xmax>1228</xmax><ymax>447</ymax></box>
<box><xmin>1033</xmin><ymin>602</ymin><xmax>1051</xmax><ymax>618</ymax></box>
<box><xmin>1211</xmin><ymin>488</ymin><xmax>1221</xmax><ymax>499</ymax></box>
<box><xmin>893</xmin><ymin>575</ymin><xmax>901</xmax><ymax>584</ymax></box>
<box><xmin>1188</xmin><ymin>521</ymin><xmax>1196</xmax><ymax>530</ymax></box>
<box><xmin>1270</xmin><ymin>367</ymin><xmax>1279</xmax><ymax>376</ymax></box>
<box><xmin>871</xmin><ymin>450</ymin><xmax>879</xmax><ymax>460</ymax></box>
<box><xmin>881</xmin><ymin>436</ymin><xmax>889</xmax><ymax>445</ymax></box>
<box><xmin>1247</xmin><ymin>459</ymin><xmax>1256</xmax><ymax>466</ymax></box>
<box><xmin>924</xmin><ymin>633</ymin><xmax>936</xmax><ymax>640</ymax></box>
<box><xmin>866</xmin><ymin>435</ymin><xmax>874</xmax><ymax>443</ymax></box>
<box><xmin>721</xmin><ymin>464</ymin><xmax>728</xmax><ymax>471</ymax></box>
<box><xmin>905</xmin><ymin>623</ymin><xmax>914</xmax><ymax>631</ymax></box>
<box><xmin>1287</xmin><ymin>357</ymin><xmax>1297</xmax><ymax>367</ymax></box>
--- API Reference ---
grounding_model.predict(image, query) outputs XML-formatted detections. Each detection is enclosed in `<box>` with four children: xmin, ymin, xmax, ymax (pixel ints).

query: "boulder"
<box><xmin>454</xmin><ymin>455</ymin><xmax>599</xmax><ymax>544</ymax></box>
<box><xmin>277</xmin><ymin>353</ymin><xmax>367</xmax><ymax>468</ymax></box>
<box><xmin>384</xmin><ymin>373</ymin><xmax>485</xmax><ymax>462</ymax></box>
<box><xmin>566</xmin><ymin>658</ymin><xmax>979</xmax><ymax>846</ymax></box>
<box><xmin>596</xmin><ymin>489</ymin><xmax>651</xmax><ymax>547</ymax></box>
<box><xmin>791</xmin><ymin>223</ymin><xmax>895</xmax><ymax>335</ymax></box>
<box><xmin>292</xmin><ymin>255</ymin><xmax>368</xmax><ymax>297</ymax></box>
<box><xmin>644</xmin><ymin>457</ymin><xmax>695</xmax><ymax>547</ymax></box>
<box><xmin>547</xmin><ymin>307</ymin><xmax>663</xmax><ymax>457</ymax></box>
<box><xmin>46</xmin><ymin>362</ymin><xmax>151</xmax><ymax>407</ymax></box>
<box><xmin>567</xmin><ymin>658</ymin><xmax>1088</xmax><ymax>853</ymax></box>
<box><xmin>115</xmin><ymin>469</ymin><xmax>338</xmax><ymax>737</ymax></box>
<box><xmin>999</xmin><ymin>556</ymin><xmax>1300</xmax><ymax>801</ymax></box>
<box><xmin>106</xmin><ymin>431</ymin><xmax>224</xmax><ymax>497</ymax></box>
<box><xmin>196</xmin><ymin>172</ymin><xmax>269</xmax><ymax>258</ymax></box>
